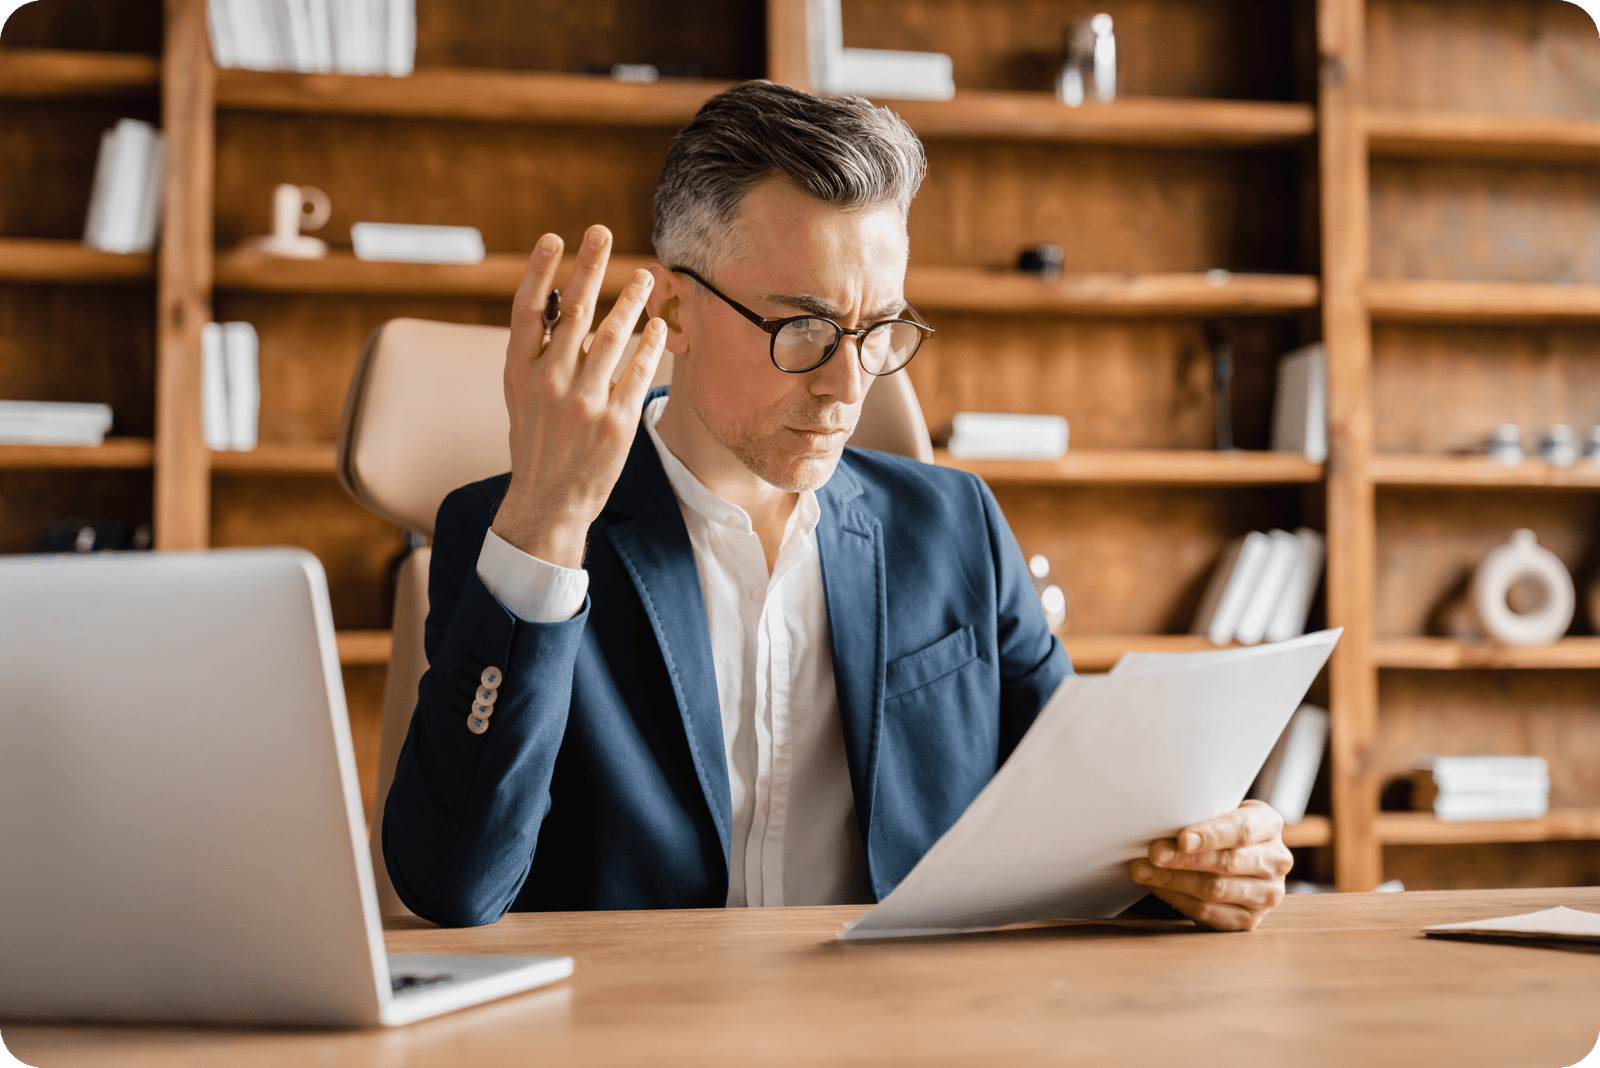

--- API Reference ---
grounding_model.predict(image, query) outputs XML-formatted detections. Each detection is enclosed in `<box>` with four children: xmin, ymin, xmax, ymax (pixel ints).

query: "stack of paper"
<box><xmin>945</xmin><ymin>413</ymin><xmax>1069</xmax><ymax>461</ymax></box>
<box><xmin>351</xmin><ymin>223</ymin><xmax>485</xmax><ymax>265</ymax></box>
<box><xmin>201</xmin><ymin>322</ymin><xmax>261</xmax><ymax>452</ymax></box>
<box><xmin>809</xmin><ymin>0</ymin><xmax>955</xmax><ymax>100</ymax></box>
<box><xmin>1271</xmin><ymin>343</ymin><xmax>1327</xmax><ymax>463</ymax></box>
<box><xmin>840</xmin><ymin>630</ymin><xmax>1341</xmax><ymax>939</ymax></box>
<box><xmin>1423</xmin><ymin>906</ymin><xmax>1600</xmax><ymax>949</ymax></box>
<box><xmin>206</xmin><ymin>0</ymin><xmax>414</xmax><ymax>75</ymax></box>
<box><xmin>1249</xmin><ymin>703</ymin><xmax>1328</xmax><ymax>824</ymax></box>
<box><xmin>1412</xmin><ymin>755</ymin><xmax>1549</xmax><ymax>822</ymax></box>
<box><xmin>83</xmin><ymin>119</ymin><xmax>164</xmax><ymax>255</ymax></box>
<box><xmin>1191</xmin><ymin>527</ymin><xmax>1325</xmax><ymax>646</ymax></box>
<box><xmin>0</xmin><ymin>402</ymin><xmax>114</xmax><ymax>446</ymax></box>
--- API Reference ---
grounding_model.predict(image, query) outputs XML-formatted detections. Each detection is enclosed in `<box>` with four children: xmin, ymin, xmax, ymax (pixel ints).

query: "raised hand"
<box><xmin>491</xmin><ymin>225</ymin><xmax>667</xmax><ymax>568</ymax></box>
<box><xmin>1127</xmin><ymin>799</ymin><xmax>1293</xmax><ymax>931</ymax></box>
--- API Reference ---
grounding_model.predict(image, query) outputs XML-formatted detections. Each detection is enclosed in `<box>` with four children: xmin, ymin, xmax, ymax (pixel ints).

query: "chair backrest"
<box><xmin>337</xmin><ymin>317</ymin><xmax>934</xmax><ymax>913</ymax></box>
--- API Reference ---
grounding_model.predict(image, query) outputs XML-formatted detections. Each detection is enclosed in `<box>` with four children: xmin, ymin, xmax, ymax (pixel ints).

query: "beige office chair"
<box><xmin>337</xmin><ymin>317</ymin><xmax>934</xmax><ymax>915</ymax></box>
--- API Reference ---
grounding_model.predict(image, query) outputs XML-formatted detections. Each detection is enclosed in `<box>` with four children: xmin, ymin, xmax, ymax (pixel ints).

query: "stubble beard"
<box><xmin>690</xmin><ymin>394</ymin><xmax>857</xmax><ymax>493</ymax></box>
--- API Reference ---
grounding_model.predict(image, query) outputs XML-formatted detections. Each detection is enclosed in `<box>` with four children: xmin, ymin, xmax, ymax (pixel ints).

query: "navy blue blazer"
<box><xmin>383</xmin><ymin>388</ymin><xmax>1074</xmax><ymax>927</ymax></box>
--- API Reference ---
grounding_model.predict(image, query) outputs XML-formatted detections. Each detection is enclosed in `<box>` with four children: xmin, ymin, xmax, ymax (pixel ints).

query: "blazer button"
<box><xmin>474</xmin><ymin>685</ymin><xmax>498</xmax><ymax>705</ymax></box>
<box><xmin>472</xmin><ymin>699</ymin><xmax>495</xmax><ymax>718</ymax></box>
<box><xmin>480</xmin><ymin>666</ymin><xmax>502</xmax><ymax>689</ymax></box>
<box><xmin>467</xmin><ymin>713</ymin><xmax>490</xmax><ymax>735</ymax></box>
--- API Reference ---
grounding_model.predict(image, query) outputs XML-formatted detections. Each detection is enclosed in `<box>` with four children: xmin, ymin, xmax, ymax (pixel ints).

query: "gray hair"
<box><xmin>652</xmin><ymin>80</ymin><xmax>927</xmax><ymax>277</ymax></box>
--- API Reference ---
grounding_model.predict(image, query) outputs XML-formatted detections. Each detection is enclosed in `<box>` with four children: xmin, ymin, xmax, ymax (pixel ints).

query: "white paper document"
<box><xmin>1423</xmin><ymin>906</ymin><xmax>1600</xmax><ymax>947</ymax></box>
<box><xmin>840</xmin><ymin>629</ymin><xmax>1341</xmax><ymax>939</ymax></box>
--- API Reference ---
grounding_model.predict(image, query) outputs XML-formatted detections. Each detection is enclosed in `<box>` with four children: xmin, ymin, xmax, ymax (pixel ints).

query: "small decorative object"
<box><xmin>1471</xmin><ymin>529</ymin><xmax>1575</xmax><ymax>646</ymax></box>
<box><xmin>1015</xmin><ymin>244</ymin><xmax>1064</xmax><ymax>281</ymax></box>
<box><xmin>1540</xmin><ymin>424</ymin><xmax>1577</xmax><ymax>468</ymax></box>
<box><xmin>1056</xmin><ymin>14</ymin><xmax>1115</xmax><ymax>107</ymax></box>
<box><xmin>1582</xmin><ymin>425</ymin><xmax>1600</xmax><ymax>462</ymax></box>
<box><xmin>1485</xmin><ymin>423</ymin><xmax>1523</xmax><ymax>466</ymax></box>
<box><xmin>242</xmin><ymin>183</ymin><xmax>331</xmax><ymax>259</ymax></box>
<box><xmin>1028</xmin><ymin>554</ymin><xmax>1071</xmax><ymax>632</ymax></box>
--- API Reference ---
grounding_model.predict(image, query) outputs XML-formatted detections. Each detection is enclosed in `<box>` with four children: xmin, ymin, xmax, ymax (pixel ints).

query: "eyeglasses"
<box><xmin>668</xmin><ymin>266</ymin><xmax>934</xmax><ymax>376</ymax></box>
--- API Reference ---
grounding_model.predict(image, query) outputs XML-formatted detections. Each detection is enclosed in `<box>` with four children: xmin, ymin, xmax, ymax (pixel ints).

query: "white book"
<box><xmin>130</xmin><ymin>130</ymin><xmax>165</xmax><ymax>254</ymax></box>
<box><xmin>305</xmin><ymin>0</ymin><xmax>334</xmax><ymax>71</ymax></box>
<box><xmin>206</xmin><ymin>0</ymin><xmax>240</xmax><ymax>68</ymax></box>
<box><xmin>1235</xmin><ymin>529</ymin><xmax>1302</xmax><ymax>646</ymax></box>
<box><xmin>282</xmin><ymin>0</ymin><xmax>317</xmax><ymax>72</ymax></box>
<box><xmin>1191</xmin><ymin>531</ymin><xmax>1272</xmax><ymax>646</ymax></box>
<box><xmin>834</xmin><ymin>48</ymin><xmax>955</xmax><ymax>100</ymax></box>
<box><xmin>1425</xmin><ymin>755</ymin><xmax>1550</xmax><ymax>792</ymax></box>
<box><xmin>90</xmin><ymin>119</ymin><xmax>156</xmax><ymax>254</ymax></box>
<box><xmin>329</xmin><ymin>0</ymin><xmax>358</xmax><ymax>71</ymax></box>
<box><xmin>384</xmin><ymin>0</ymin><xmax>414</xmax><ymax>76</ymax></box>
<box><xmin>1265</xmin><ymin>527</ymin><xmax>1326</xmax><ymax>643</ymax></box>
<box><xmin>1271</xmin><ymin>343</ymin><xmax>1327</xmax><ymax>463</ymax></box>
<box><xmin>82</xmin><ymin>128</ymin><xmax>116</xmax><ymax>245</ymax></box>
<box><xmin>0</xmin><ymin>401</ymin><xmax>113</xmax><ymax>446</ymax></box>
<box><xmin>222</xmin><ymin>322</ymin><xmax>260</xmax><ymax>451</ymax></box>
<box><xmin>227</xmin><ymin>0</ymin><xmax>274</xmax><ymax>69</ymax></box>
<box><xmin>351</xmin><ymin>222</ymin><xmax>485</xmax><ymax>264</ymax></box>
<box><xmin>946</xmin><ymin>412</ymin><xmax>1068</xmax><ymax>461</ymax></box>
<box><xmin>201</xmin><ymin>323</ymin><xmax>233</xmax><ymax>451</ymax></box>
<box><xmin>1433</xmin><ymin>791</ymin><xmax>1549</xmax><ymax>822</ymax></box>
<box><xmin>348</xmin><ymin>0</ymin><xmax>375</xmax><ymax>73</ymax></box>
<box><xmin>1250</xmin><ymin>702</ymin><xmax>1328</xmax><ymax>824</ymax></box>
<box><xmin>809</xmin><ymin>0</ymin><xmax>843</xmax><ymax>93</ymax></box>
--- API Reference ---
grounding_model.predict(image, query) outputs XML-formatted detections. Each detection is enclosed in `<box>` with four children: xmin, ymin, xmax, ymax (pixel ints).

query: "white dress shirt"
<box><xmin>476</xmin><ymin>397</ymin><xmax>871</xmax><ymax>907</ymax></box>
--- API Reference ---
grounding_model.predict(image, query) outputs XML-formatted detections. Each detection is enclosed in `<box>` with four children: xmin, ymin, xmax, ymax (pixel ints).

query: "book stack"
<box><xmin>83</xmin><ymin>119</ymin><xmax>165</xmax><ymax>255</ymax></box>
<box><xmin>201</xmin><ymin>323</ymin><xmax>261</xmax><ymax>452</ymax></box>
<box><xmin>945</xmin><ymin>412</ymin><xmax>1069</xmax><ymax>461</ymax></box>
<box><xmin>1250</xmin><ymin>703</ymin><xmax>1328</xmax><ymax>824</ymax></box>
<box><xmin>1412</xmin><ymin>756</ymin><xmax>1550</xmax><ymax>822</ymax></box>
<box><xmin>206</xmin><ymin>0</ymin><xmax>414</xmax><ymax>75</ymax></box>
<box><xmin>0</xmin><ymin>401</ymin><xmax>114</xmax><ymax>447</ymax></box>
<box><xmin>1191</xmin><ymin>527</ymin><xmax>1325</xmax><ymax>646</ymax></box>
<box><xmin>808</xmin><ymin>0</ymin><xmax>955</xmax><ymax>100</ymax></box>
<box><xmin>351</xmin><ymin>223</ymin><xmax>485</xmax><ymax>264</ymax></box>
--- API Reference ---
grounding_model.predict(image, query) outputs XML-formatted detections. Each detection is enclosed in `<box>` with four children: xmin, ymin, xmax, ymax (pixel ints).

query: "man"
<box><xmin>383</xmin><ymin>81</ymin><xmax>1291</xmax><ymax>931</ymax></box>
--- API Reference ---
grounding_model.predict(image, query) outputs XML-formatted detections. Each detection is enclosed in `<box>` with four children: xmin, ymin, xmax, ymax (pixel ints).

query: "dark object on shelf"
<box><xmin>581</xmin><ymin>63</ymin><xmax>702</xmax><ymax>82</ymax></box>
<box><xmin>1204</xmin><ymin>321</ymin><xmax>1236</xmax><ymax>451</ymax></box>
<box><xmin>1015</xmin><ymin>244</ymin><xmax>1064</xmax><ymax>281</ymax></box>
<box><xmin>37</xmin><ymin>520</ymin><xmax>152</xmax><ymax>554</ymax></box>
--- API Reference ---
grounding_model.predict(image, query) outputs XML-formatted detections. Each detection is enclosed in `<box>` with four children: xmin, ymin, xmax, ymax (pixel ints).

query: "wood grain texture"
<box><xmin>0</xmin><ymin>439</ymin><xmax>153</xmax><ymax>469</ymax></box>
<box><xmin>12</xmin><ymin>890</ymin><xmax>1600</xmax><ymax>1068</ymax></box>
<box><xmin>1368</xmin><ymin>108</ymin><xmax>1600</xmax><ymax>162</ymax></box>
<box><xmin>0</xmin><ymin>240</ymin><xmax>153</xmax><ymax>283</ymax></box>
<box><xmin>1371</xmin><ymin>457</ymin><xmax>1600</xmax><ymax>489</ymax></box>
<box><xmin>1379</xmin><ymin>809</ymin><xmax>1600</xmax><ymax>845</ymax></box>
<box><xmin>765</xmin><ymin>0</ymin><xmax>812</xmax><ymax>90</ymax></box>
<box><xmin>210</xmin><ymin>443</ymin><xmax>338</xmax><ymax>474</ymax></box>
<box><xmin>0</xmin><ymin>0</ymin><xmax>163</xmax><ymax>53</ymax></box>
<box><xmin>1366</xmin><ymin>0</ymin><xmax>1600</xmax><ymax>116</ymax></box>
<box><xmin>938</xmin><ymin>450</ymin><xmax>1323</xmax><ymax>486</ymax></box>
<box><xmin>0</xmin><ymin>99</ymin><xmax>160</xmax><ymax>240</ymax></box>
<box><xmin>0</xmin><ymin>48</ymin><xmax>159</xmax><ymax>98</ymax></box>
<box><xmin>1384</xmin><ymin>842</ymin><xmax>1600</xmax><ymax>891</ymax></box>
<box><xmin>341</xmin><ymin>663</ymin><xmax>386</xmax><ymax>828</ymax></box>
<box><xmin>890</xmin><ymin>94</ymin><xmax>1314</xmax><ymax>148</ymax></box>
<box><xmin>1377</xmin><ymin>637</ymin><xmax>1600</xmax><ymax>669</ymax></box>
<box><xmin>337</xmin><ymin>630</ymin><xmax>392</xmax><ymax>665</ymax></box>
<box><xmin>1368</xmin><ymin>278</ymin><xmax>1600</xmax><ymax>321</ymax></box>
<box><xmin>215</xmin><ymin>251</ymin><xmax>650</xmax><ymax>299</ymax></box>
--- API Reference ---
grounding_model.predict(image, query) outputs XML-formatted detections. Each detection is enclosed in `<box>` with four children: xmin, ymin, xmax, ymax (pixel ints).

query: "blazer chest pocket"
<box><xmin>884</xmin><ymin>625</ymin><xmax>978</xmax><ymax>701</ymax></box>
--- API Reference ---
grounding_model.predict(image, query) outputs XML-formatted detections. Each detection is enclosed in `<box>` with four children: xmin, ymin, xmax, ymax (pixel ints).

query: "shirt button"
<box><xmin>480</xmin><ymin>666</ymin><xmax>502</xmax><ymax>689</ymax></box>
<box><xmin>750</xmin><ymin>587</ymin><xmax>765</xmax><ymax>603</ymax></box>
<box><xmin>475</xmin><ymin>685</ymin><xmax>498</xmax><ymax>705</ymax></box>
<box><xmin>467</xmin><ymin>713</ymin><xmax>490</xmax><ymax>735</ymax></box>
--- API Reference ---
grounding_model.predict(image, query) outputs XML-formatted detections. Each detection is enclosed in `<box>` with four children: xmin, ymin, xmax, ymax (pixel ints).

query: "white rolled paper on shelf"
<box><xmin>1471</xmin><ymin>528</ymin><xmax>1575</xmax><ymax>646</ymax></box>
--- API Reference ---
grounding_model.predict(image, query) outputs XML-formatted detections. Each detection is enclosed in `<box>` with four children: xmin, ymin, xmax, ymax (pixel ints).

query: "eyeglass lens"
<box><xmin>772</xmin><ymin>318</ymin><xmax>923</xmax><ymax>374</ymax></box>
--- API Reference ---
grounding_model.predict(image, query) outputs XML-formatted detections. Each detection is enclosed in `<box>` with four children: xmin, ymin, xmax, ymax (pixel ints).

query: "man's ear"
<box><xmin>645</xmin><ymin>263</ymin><xmax>690</xmax><ymax>355</ymax></box>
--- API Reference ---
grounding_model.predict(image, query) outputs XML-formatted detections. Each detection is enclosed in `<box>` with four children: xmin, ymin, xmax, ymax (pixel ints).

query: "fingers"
<box><xmin>1145</xmin><ymin>836</ymin><xmax>1294</xmax><ymax>879</ymax></box>
<box><xmin>1128</xmin><ymin>858</ymin><xmax>1286</xmax><ymax>912</ymax></box>
<box><xmin>611</xmin><ymin>318</ymin><xmax>668</xmax><ymax>412</ymax></box>
<box><xmin>1173</xmin><ymin>799</ymin><xmax>1284</xmax><ymax>855</ymax></box>
<box><xmin>508</xmin><ymin>234</ymin><xmax>565</xmax><ymax>363</ymax></box>
<box><xmin>545</xmin><ymin>224</ymin><xmax>614</xmax><ymax>374</ymax></box>
<box><xmin>576</xmin><ymin>268</ymin><xmax>655</xmax><ymax>394</ymax></box>
<box><xmin>1143</xmin><ymin>886</ymin><xmax>1265</xmax><ymax>932</ymax></box>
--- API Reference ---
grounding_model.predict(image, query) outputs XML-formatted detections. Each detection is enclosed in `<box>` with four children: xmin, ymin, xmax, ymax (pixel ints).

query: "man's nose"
<box><xmin>809</xmin><ymin>334</ymin><xmax>866</xmax><ymax>405</ymax></box>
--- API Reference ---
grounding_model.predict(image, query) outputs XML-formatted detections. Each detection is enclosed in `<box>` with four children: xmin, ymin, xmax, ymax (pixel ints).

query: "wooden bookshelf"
<box><xmin>937</xmin><ymin>449</ymin><xmax>1323</xmax><ymax>486</ymax></box>
<box><xmin>1367</xmin><ymin>108</ymin><xmax>1600</xmax><ymax>162</ymax></box>
<box><xmin>337</xmin><ymin>629</ymin><xmax>393</xmax><ymax>666</ymax></box>
<box><xmin>1281</xmin><ymin>816</ymin><xmax>1332</xmax><ymax>850</ymax></box>
<box><xmin>1376</xmin><ymin>809</ymin><xmax>1600</xmax><ymax>846</ymax></box>
<box><xmin>1367</xmin><ymin>279</ymin><xmax>1600</xmax><ymax>323</ymax></box>
<box><xmin>1374</xmin><ymin>638</ymin><xmax>1600</xmax><ymax>671</ymax></box>
<box><xmin>884</xmin><ymin>94</ymin><xmax>1314</xmax><ymax>148</ymax></box>
<box><xmin>0</xmin><ymin>48</ymin><xmax>159</xmax><ymax>99</ymax></box>
<box><xmin>1369</xmin><ymin>455</ymin><xmax>1600</xmax><ymax>489</ymax></box>
<box><xmin>0</xmin><ymin>438</ymin><xmax>154</xmax><ymax>469</ymax></box>
<box><xmin>210</xmin><ymin>443</ymin><xmax>338</xmax><ymax>474</ymax></box>
<box><xmin>0</xmin><ymin>238</ymin><xmax>153</xmax><ymax>285</ymax></box>
<box><xmin>214</xmin><ymin>249</ymin><xmax>650</xmax><ymax>299</ymax></box>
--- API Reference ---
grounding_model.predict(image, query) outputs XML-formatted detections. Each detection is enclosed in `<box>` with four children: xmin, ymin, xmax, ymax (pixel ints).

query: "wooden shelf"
<box><xmin>1375</xmin><ymin>638</ymin><xmax>1600</xmax><ymax>670</ymax></box>
<box><xmin>885</xmin><ymin>93</ymin><xmax>1314</xmax><ymax>148</ymax></box>
<box><xmin>210</xmin><ymin>443</ymin><xmax>338</xmax><ymax>474</ymax></box>
<box><xmin>0</xmin><ymin>238</ymin><xmax>153</xmax><ymax>285</ymax></box>
<box><xmin>0</xmin><ymin>49</ymin><xmax>160</xmax><ymax>99</ymax></box>
<box><xmin>216</xmin><ymin>67</ymin><xmax>730</xmax><ymax>125</ymax></box>
<box><xmin>937</xmin><ymin>449</ymin><xmax>1323</xmax><ymax>486</ymax></box>
<box><xmin>213</xmin><ymin>249</ymin><xmax>652</xmax><ymax>299</ymax></box>
<box><xmin>907</xmin><ymin>268</ymin><xmax>1318</xmax><ymax>316</ymax></box>
<box><xmin>337</xmin><ymin>630</ymin><xmax>392</xmax><ymax>666</ymax></box>
<box><xmin>1367</xmin><ymin>278</ymin><xmax>1600</xmax><ymax>323</ymax></box>
<box><xmin>0</xmin><ymin>437</ymin><xmax>154</xmax><ymax>469</ymax></box>
<box><xmin>1282</xmin><ymin>815</ymin><xmax>1332</xmax><ymax>849</ymax></box>
<box><xmin>1368</xmin><ymin>108</ymin><xmax>1600</xmax><ymax>162</ymax></box>
<box><xmin>1370</xmin><ymin>455</ymin><xmax>1600</xmax><ymax>489</ymax></box>
<box><xmin>1377</xmin><ymin>808</ymin><xmax>1600</xmax><ymax>846</ymax></box>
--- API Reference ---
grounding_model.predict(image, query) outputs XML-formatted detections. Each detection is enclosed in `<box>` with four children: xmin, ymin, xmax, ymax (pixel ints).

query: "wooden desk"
<box><xmin>8</xmin><ymin>888</ymin><xmax>1600</xmax><ymax>1067</ymax></box>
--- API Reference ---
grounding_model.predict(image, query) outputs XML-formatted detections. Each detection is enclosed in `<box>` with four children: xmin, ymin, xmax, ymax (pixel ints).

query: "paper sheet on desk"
<box><xmin>841</xmin><ymin>629</ymin><xmax>1341</xmax><ymax>940</ymax></box>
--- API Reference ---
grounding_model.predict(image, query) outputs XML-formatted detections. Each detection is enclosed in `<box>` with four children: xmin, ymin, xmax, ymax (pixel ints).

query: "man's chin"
<box><xmin>752</xmin><ymin>447</ymin><xmax>845</xmax><ymax>493</ymax></box>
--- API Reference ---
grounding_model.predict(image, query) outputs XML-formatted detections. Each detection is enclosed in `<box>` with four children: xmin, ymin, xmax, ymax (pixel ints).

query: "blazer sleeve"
<box><xmin>975</xmin><ymin>475</ymin><xmax>1075</xmax><ymax>761</ymax></box>
<box><xmin>382</xmin><ymin>481</ymin><xmax>589</xmax><ymax>927</ymax></box>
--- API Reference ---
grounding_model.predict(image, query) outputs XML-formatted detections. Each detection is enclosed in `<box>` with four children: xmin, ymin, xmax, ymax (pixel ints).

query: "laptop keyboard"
<box><xmin>391</xmin><ymin>972</ymin><xmax>455</xmax><ymax>995</ymax></box>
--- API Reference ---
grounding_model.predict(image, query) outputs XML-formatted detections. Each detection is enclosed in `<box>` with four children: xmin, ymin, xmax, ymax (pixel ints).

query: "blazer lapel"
<box><xmin>603</xmin><ymin>405</ymin><xmax>732</xmax><ymax>861</ymax></box>
<box><xmin>815</xmin><ymin>460</ymin><xmax>887</xmax><ymax>873</ymax></box>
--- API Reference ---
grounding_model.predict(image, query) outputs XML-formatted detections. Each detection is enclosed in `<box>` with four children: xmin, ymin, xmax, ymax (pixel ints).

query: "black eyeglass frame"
<box><xmin>667</xmin><ymin>266</ymin><xmax>934</xmax><ymax>376</ymax></box>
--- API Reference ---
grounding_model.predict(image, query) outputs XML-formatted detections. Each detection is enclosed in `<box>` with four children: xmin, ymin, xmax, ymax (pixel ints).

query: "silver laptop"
<box><xmin>0</xmin><ymin>548</ymin><xmax>570</xmax><ymax>1027</ymax></box>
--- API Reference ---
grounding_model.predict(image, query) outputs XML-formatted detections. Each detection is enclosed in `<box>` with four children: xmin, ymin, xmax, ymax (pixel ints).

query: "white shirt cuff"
<box><xmin>476</xmin><ymin>528</ymin><xmax>589</xmax><ymax>623</ymax></box>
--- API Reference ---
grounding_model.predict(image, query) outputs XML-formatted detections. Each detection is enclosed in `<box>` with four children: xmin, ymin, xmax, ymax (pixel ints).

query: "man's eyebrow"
<box><xmin>763</xmin><ymin>293</ymin><xmax>910</xmax><ymax>321</ymax></box>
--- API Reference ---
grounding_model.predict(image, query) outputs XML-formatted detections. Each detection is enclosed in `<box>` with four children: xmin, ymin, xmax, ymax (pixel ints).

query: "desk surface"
<box><xmin>7</xmin><ymin>887</ymin><xmax>1600</xmax><ymax>1067</ymax></box>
